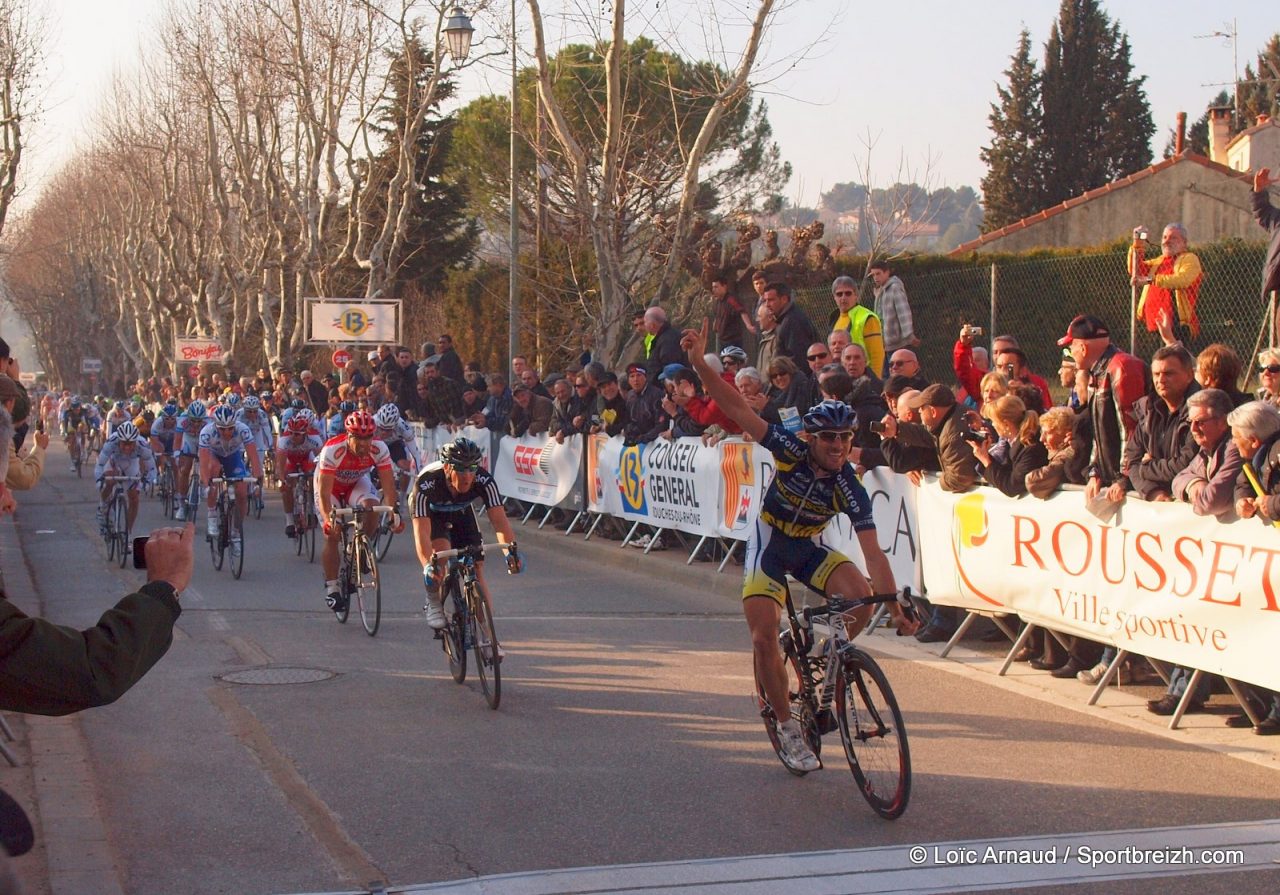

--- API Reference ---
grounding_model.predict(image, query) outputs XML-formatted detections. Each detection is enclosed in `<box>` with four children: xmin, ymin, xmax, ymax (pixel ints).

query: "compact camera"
<box><xmin>868</xmin><ymin>420</ymin><xmax>887</xmax><ymax>434</ymax></box>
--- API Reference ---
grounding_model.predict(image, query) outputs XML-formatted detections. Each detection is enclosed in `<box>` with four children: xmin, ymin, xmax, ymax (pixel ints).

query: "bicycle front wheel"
<box><xmin>836</xmin><ymin>648</ymin><xmax>911</xmax><ymax>820</ymax></box>
<box><xmin>210</xmin><ymin>502</ymin><xmax>226</xmax><ymax>570</ymax></box>
<box><xmin>754</xmin><ymin>634</ymin><xmax>819</xmax><ymax>777</ymax></box>
<box><xmin>229</xmin><ymin>507</ymin><xmax>245</xmax><ymax>579</ymax></box>
<box><xmin>373</xmin><ymin>513</ymin><xmax>394</xmax><ymax>561</ymax></box>
<box><xmin>443</xmin><ymin>577</ymin><xmax>466</xmax><ymax>683</ymax></box>
<box><xmin>114</xmin><ymin>497</ymin><xmax>129</xmax><ymax>569</ymax></box>
<box><xmin>355</xmin><ymin>536</ymin><xmax>381</xmax><ymax>636</ymax></box>
<box><xmin>470</xmin><ymin>587</ymin><xmax>501</xmax><ymax>709</ymax></box>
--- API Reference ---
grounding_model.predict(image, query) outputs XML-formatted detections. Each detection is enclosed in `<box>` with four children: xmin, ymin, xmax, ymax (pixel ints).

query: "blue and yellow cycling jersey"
<box><xmin>757</xmin><ymin>424</ymin><xmax>875</xmax><ymax>538</ymax></box>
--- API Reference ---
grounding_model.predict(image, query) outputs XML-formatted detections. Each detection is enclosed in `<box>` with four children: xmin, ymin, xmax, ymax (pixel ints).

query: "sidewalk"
<box><xmin>513</xmin><ymin>511</ymin><xmax>1280</xmax><ymax>772</ymax></box>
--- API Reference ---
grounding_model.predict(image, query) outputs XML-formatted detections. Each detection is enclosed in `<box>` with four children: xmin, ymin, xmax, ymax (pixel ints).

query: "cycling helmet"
<box><xmin>338</xmin><ymin>400</ymin><xmax>356</xmax><ymax>414</ymax></box>
<box><xmin>211</xmin><ymin>405</ymin><xmax>237</xmax><ymax>427</ymax></box>
<box><xmin>801</xmin><ymin>399</ymin><xmax>857</xmax><ymax>433</ymax></box>
<box><xmin>719</xmin><ymin>345</ymin><xmax>749</xmax><ymax>364</ymax></box>
<box><xmin>290</xmin><ymin>398</ymin><xmax>305</xmax><ymax>410</ymax></box>
<box><xmin>243</xmin><ymin>396</ymin><xmax>261</xmax><ymax>410</ymax></box>
<box><xmin>113</xmin><ymin>400</ymin><xmax>124</xmax><ymax>410</ymax></box>
<box><xmin>373</xmin><ymin>404</ymin><xmax>401</xmax><ymax>429</ymax></box>
<box><xmin>344</xmin><ymin>410</ymin><xmax>376</xmax><ymax>438</ymax></box>
<box><xmin>440</xmin><ymin>437</ymin><xmax>483</xmax><ymax>469</ymax></box>
<box><xmin>114</xmin><ymin>422</ymin><xmax>139</xmax><ymax>442</ymax></box>
<box><xmin>259</xmin><ymin>391</ymin><xmax>273</xmax><ymax>402</ymax></box>
<box><xmin>70</xmin><ymin>396</ymin><xmax>82</xmax><ymax>407</ymax></box>
<box><xmin>286</xmin><ymin>415</ymin><xmax>313</xmax><ymax>435</ymax></box>
<box><xmin>224</xmin><ymin>393</ymin><xmax>242</xmax><ymax>408</ymax></box>
<box><xmin>294</xmin><ymin>408</ymin><xmax>315</xmax><ymax>426</ymax></box>
<box><xmin>187</xmin><ymin>400</ymin><xmax>207</xmax><ymax>419</ymax></box>
<box><xmin>128</xmin><ymin>398</ymin><xmax>142</xmax><ymax>412</ymax></box>
<box><xmin>160</xmin><ymin>403</ymin><xmax>179</xmax><ymax>418</ymax></box>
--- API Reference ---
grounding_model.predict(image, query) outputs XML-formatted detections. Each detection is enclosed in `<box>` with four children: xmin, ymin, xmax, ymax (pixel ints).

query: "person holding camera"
<box><xmin>1130</xmin><ymin>223</ymin><xmax>1203</xmax><ymax>349</ymax></box>
<box><xmin>1</xmin><ymin>524</ymin><xmax>193</xmax><ymax>715</ymax></box>
<box><xmin>971</xmin><ymin>396</ymin><xmax>1047</xmax><ymax>498</ymax></box>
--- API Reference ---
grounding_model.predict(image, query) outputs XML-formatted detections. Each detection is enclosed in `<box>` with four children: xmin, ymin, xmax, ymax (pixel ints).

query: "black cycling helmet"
<box><xmin>440</xmin><ymin>437</ymin><xmax>484</xmax><ymax>469</ymax></box>
<box><xmin>802</xmin><ymin>399</ymin><xmax>857</xmax><ymax>433</ymax></box>
<box><xmin>290</xmin><ymin>398</ymin><xmax>305</xmax><ymax>410</ymax></box>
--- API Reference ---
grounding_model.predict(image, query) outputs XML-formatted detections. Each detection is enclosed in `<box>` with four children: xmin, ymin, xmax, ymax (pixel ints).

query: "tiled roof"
<box><xmin>950</xmin><ymin>153</ymin><xmax>1251</xmax><ymax>255</ymax></box>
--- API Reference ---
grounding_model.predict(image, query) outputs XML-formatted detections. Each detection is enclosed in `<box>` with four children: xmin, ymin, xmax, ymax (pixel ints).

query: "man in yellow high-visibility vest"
<box><xmin>827</xmin><ymin>276</ymin><xmax>884</xmax><ymax>376</ymax></box>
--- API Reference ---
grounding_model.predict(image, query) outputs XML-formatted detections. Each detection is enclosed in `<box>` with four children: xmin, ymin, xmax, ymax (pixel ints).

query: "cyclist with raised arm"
<box><xmin>682</xmin><ymin>320</ymin><xmax>914</xmax><ymax>772</ymax></box>
<box><xmin>173</xmin><ymin>400</ymin><xmax>208</xmax><ymax>521</ymax></box>
<box><xmin>315</xmin><ymin>411</ymin><xmax>404</xmax><ymax>613</ymax></box>
<box><xmin>276</xmin><ymin>410</ymin><xmax>323</xmax><ymax>537</ymax></box>
<box><xmin>198</xmin><ymin>405</ymin><xmax>262</xmax><ymax>548</ymax></box>
<box><xmin>413</xmin><ymin>437</ymin><xmax>522</xmax><ymax>634</ymax></box>
<box><xmin>94</xmin><ymin>422</ymin><xmax>157</xmax><ymax>536</ymax></box>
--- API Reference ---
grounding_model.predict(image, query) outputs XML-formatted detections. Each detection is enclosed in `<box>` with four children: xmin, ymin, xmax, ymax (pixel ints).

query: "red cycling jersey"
<box><xmin>315</xmin><ymin>434</ymin><xmax>391</xmax><ymax>497</ymax></box>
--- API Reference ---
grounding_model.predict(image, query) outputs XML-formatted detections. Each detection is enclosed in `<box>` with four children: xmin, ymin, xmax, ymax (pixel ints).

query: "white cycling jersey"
<box><xmin>94</xmin><ymin>437</ymin><xmax>157</xmax><ymax>484</ymax></box>
<box><xmin>198</xmin><ymin>421</ymin><xmax>255</xmax><ymax>459</ymax></box>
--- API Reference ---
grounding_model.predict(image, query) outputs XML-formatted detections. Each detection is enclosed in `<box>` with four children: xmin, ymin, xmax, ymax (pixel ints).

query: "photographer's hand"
<box><xmin>146</xmin><ymin>523</ymin><xmax>195</xmax><ymax>594</ymax></box>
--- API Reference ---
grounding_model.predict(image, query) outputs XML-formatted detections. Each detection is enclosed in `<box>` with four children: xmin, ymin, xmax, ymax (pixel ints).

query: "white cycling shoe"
<box><xmin>777</xmin><ymin>719</ymin><xmax>820</xmax><ymax>772</ymax></box>
<box><xmin>424</xmin><ymin>601</ymin><xmax>446</xmax><ymax>630</ymax></box>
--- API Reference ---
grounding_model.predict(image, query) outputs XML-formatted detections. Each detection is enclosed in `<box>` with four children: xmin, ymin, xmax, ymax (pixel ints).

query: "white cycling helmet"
<box><xmin>211</xmin><ymin>405</ymin><xmax>237</xmax><ymax>427</ymax></box>
<box><xmin>114</xmin><ymin>422</ymin><xmax>139</xmax><ymax>442</ymax></box>
<box><xmin>373</xmin><ymin>404</ymin><xmax>401</xmax><ymax>429</ymax></box>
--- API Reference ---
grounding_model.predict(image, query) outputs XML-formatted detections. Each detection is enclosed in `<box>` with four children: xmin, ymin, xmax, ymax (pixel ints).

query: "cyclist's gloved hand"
<box><xmin>506</xmin><ymin>547</ymin><xmax>523</xmax><ymax>575</ymax></box>
<box><xmin>391</xmin><ymin>512</ymin><xmax>405</xmax><ymax>534</ymax></box>
<box><xmin>321</xmin><ymin>515</ymin><xmax>335</xmax><ymax>537</ymax></box>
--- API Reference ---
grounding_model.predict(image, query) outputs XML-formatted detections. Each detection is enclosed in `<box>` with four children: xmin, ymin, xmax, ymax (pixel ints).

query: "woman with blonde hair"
<box><xmin>1256</xmin><ymin>348</ymin><xmax>1280</xmax><ymax>408</ymax></box>
<box><xmin>972</xmin><ymin>395</ymin><xmax>1047</xmax><ymax>497</ymax></box>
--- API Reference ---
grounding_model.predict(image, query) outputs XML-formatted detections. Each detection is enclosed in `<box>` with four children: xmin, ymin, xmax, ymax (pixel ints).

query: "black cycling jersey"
<box><xmin>411</xmin><ymin>461</ymin><xmax>503</xmax><ymax>518</ymax></box>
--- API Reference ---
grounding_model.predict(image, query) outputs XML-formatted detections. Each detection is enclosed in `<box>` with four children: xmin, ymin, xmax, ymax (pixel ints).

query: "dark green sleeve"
<box><xmin>0</xmin><ymin>583</ymin><xmax>181</xmax><ymax>716</ymax></box>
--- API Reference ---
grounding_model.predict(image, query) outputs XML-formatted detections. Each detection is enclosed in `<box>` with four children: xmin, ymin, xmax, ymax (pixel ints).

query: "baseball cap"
<box><xmin>658</xmin><ymin>363</ymin><xmax>687</xmax><ymax>382</ymax></box>
<box><xmin>625</xmin><ymin>363</ymin><xmax>647</xmax><ymax>376</ymax></box>
<box><xmin>902</xmin><ymin>383</ymin><xmax>956</xmax><ymax>410</ymax></box>
<box><xmin>1056</xmin><ymin>314</ymin><xmax>1110</xmax><ymax>346</ymax></box>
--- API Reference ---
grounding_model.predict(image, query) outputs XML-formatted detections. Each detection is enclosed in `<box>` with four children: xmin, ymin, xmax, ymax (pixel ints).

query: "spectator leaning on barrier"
<box><xmin>762</xmin><ymin>281</ymin><xmax>817</xmax><ymax>372</ymax></box>
<box><xmin>508</xmin><ymin>383</ymin><xmax>553</xmax><ymax>438</ymax></box>
<box><xmin>1026</xmin><ymin>407</ymin><xmax>1086</xmax><ymax>498</ymax></box>
<box><xmin>1062</xmin><ymin>315</ymin><xmax>1148</xmax><ymax>502</ymax></box>
<box><xmin>1252</xmin><ymin>167</ymin><xmax>1280</xmax><ymax>304</ymax></box>
<box><xmin>550</xmin><ymin>377</ymin><xmax>578</xmax><ymax>443</ymax></box>
<box><xmin>972</xmin><ymin>395</ymin><xmax>1047</xmax><ymax>498</ymax></box>
<box><xmin>878</xmin><ymin>383</ymin><xmax>978</xmax><ymax>494</ymax></box>
<box><xmin>471</xmin><ymin>373</ymin><xmax>513</xmax><ymax>432</ymax></box>
<box><xmin>622</xmin><ymin>363</ymin><xmax>667</xmax><ymax>445</ymax></box>
<box><xmin>662</xmin><ymin>369</ymin><xmax>708</xmax><ymax>439</ymax></box>
<box><xmin>519</xmin><ymin>368</ymin><xmax>552</xmax><ymax>400</ymax></box>
<box><xmin>1170</xmin><ymin>388</ymin><xmax>1242</xmax><ymax>519</ymax></box>
<box><xmin>1111</xmin><ymin>344</ymin><xmax>1198</xmax><ymax>503</ymax></box>
<box><xmin>827</xmin><ymin>275</ymin><xmax>884</xmax><ymax>375</ymax></box>
<box><xmin>590</xmin><ymin>372</ymin><xmax>629</xmax><ymax>437</ymax></box>
<box><xmin>1130</xmin><ymin>223</ymin><xmax>1203</xmax><ymax>348</ymax></box>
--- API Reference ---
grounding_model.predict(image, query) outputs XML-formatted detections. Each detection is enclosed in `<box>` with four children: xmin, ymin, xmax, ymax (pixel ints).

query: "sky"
<box><xmin>15</xmin><ymin>0</ymin><xmax>1280</xmax><ymax>215</ymax></box>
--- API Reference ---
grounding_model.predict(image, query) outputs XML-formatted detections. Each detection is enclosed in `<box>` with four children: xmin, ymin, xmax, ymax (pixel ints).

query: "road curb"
<box><xmin>0</xmin><ymin>512</ymin><xmax>126</xmax><ymax>895</ymax></box>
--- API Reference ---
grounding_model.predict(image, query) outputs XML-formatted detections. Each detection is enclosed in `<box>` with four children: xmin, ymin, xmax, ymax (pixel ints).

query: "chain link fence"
<box><xmin>789</xmin><ymin>240</ymin><xmax>1272</xmax><ymax>398</ymax></box>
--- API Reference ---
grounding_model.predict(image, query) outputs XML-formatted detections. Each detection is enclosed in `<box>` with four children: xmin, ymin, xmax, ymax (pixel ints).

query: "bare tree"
<box><xmin>0</xmin><ymin>0</ymin><xmax>45</xmax><ymax>237</ymax></box>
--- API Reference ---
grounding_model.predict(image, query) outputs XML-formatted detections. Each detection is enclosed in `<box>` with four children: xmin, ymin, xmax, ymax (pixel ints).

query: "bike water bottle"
<box><xmin>809</xmin><ymin>618</ymin><xmax>833</xmax><ymax>657</ymax></box>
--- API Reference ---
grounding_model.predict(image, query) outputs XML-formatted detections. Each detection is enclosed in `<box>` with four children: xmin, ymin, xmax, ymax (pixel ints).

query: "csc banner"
<box><xmin>917</xmin><ymin>481</ymin><xmax>1280</xmax><ymax>692</ymax></box>
<box><xmin>615</xmin><ymin>437</ymin><xmax>722</xmax><ymax>537</ymax></box>
<box><xmin>493</xmin><ymin>434</ymin><xmax>583</xmax><ymax>508</ymax></box>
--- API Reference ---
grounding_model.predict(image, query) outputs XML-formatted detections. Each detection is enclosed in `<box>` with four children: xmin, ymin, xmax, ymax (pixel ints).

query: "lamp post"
<box><xmin>443</xmin><ymin>4</ymin><xmax>518</xmax><ymax>374</ymax></box>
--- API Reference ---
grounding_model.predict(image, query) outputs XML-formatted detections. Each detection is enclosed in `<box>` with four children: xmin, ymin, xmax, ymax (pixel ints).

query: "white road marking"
<box><xmin>280</xmin><ymin>818</ymin><xmax>1280</xmax><ymax>895</ymax></box>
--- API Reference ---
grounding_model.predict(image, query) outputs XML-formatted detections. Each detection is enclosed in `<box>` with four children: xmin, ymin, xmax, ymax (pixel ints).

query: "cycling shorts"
<box><xmin>180</xmin><ymin>439</ymin><xmax>201</xmax><ymax>459</ymax></box>
<box><xmin>426</xmin><ymin>505</ymin><xmax>482</xmax><ymax>555</ymax></box>
<box><xmin>330</xmin><ymin>474</ymin><xmax>377</xmax><ymax>508</ymax></box>
<box><xmin>742</xmin><ymin>520</ymin><xmax>851</xmax><ymax>606</ymax></box>
<box><xmin>153</xmin><ymin>432</ymin><xmax>176</xmax><ymax>454</ymax></box>
<box><xmin>213</xmin><ymin>453</ymin><xmax>249</xmax><ymax>481</ymax></box>
<box><xmin>283</xmin><ymin>456</ymin><xmax>316</xmax><ymax>476</ymax></box>
<box><xmin>386</xmin><ymin>440</ymin><xmax>407</xmax><ymax>464</ymax></box>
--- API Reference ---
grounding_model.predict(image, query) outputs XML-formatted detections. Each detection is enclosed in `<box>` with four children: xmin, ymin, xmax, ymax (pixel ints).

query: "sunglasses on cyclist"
<box><xmin>814</xmin><ymin>430</ymin><xmax>854</xmax><ymax>444</ymax></box>
<box><xmin>449</xmin><ymin>463</ymin><xmax>481</xmax><ymax>474</ymax></box>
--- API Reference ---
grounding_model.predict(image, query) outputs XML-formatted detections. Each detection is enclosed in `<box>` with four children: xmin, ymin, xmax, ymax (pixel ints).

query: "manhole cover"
<box><xmin>218</xmin><ymin>667</ymin><xmax>336</xmax><ymax>685</ymax></box>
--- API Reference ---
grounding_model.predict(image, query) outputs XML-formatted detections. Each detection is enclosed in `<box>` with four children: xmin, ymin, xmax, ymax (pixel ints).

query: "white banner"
<box><xmin>493</xmin><ymin>434</ymin><xmax>583</xmax><ymax>507</ymax></box>
<box><xmin>80</xmin><ymin>357</ymin><xmax>102</xmax><ymax>374</ymax></box>
<box><xmin>819</xmin><ymin>467</ymin><xmax>922</xmax><ymax>595</ymax></box>
<box><xmin>306</xmin><ymin>299</ymin><xmax>401</xmax><ymax>344</ymax></box>
<box><xmin>174</xmin><ymin>338</ymin><xmax>224</xmax><ymax>364</ymax></box>
<box><xmin>916</xmin><ymin>481</ymin><xmax>1280</xmax><ymax>692</ymax></box>
<box><xmin>586</xmin><ymin>434</ymin><xmax>625</xmax><ymax>517</ymax></box>
<box><xmin>615</xmin><ymin>437</ymin><xmax>721</xmax><ymax>537</ymax></box>
<box><xmin>410</xmin><ymin>424</ymin><xmax>493</xmax><ymax>471</ymax></box>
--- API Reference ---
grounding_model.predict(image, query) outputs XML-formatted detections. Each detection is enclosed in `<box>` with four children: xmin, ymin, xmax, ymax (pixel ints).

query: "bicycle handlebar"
<box><xmin>433</xmin><ymin>541</ymin><xmax>515</xmax><ymax>559</ymax></box>
<box><xmin>803</xmin><ymin>592</ymin><xmax>913</xmax><ymax>621</ymax></box>
<box><xmin>331</xmin><ymin>505</ymin><xmax>397</xmax><ymax>518</ymax></box>
<box><xmin>102</xmin><ymin>475</ymin><xmax>141</xmax><ymax>481</ymax></box>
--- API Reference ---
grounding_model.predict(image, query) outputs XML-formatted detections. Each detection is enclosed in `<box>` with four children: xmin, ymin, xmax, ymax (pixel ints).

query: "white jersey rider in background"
<box><xmin>103</xmin><ymin>400</ymin><xmax>131</xmax><ymax>440</ymax></box>
<box><xmin>236</xmin><ymin>396</ymin><xmax>274</xmax><ymax>461</ymax></box>
<box><xmin>173</xmin><ymin>400</ymin><xmax>209</xmax><ymax>521</ymax></box>
<box><xmin>372</xmin><ymin>403</ymin><xmax>423</xmax><ymax>476</ymax></box>
<box><xmin>198</xmin><ymin>404</ymin><xmax>263</xmax><ymax>543</ymax></box>
<box><xmin>94</xmin><ymin>422</ymin><xmax>157</xmax><ymax>536</ymax></box>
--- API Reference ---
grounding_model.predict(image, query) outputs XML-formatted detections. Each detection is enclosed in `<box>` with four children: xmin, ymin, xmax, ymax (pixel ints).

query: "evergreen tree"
<box><xmin>1039</xmin><ymin>0</ymin><xmax>1153</xmax><ymax>207</ymax></box>
<box><xmin>365</xmin><ymin>32</ymin><xmax>478</xmax><ymax>297</ymax></box>
<box><xmin>1162</xmin><ymin>90</ymin><xmax>1230</xmax><ymax>158</ymax></box>
<box><xmin>979</xmin><ymin>29</ymin><xmax>1045</xmax><ymax>231</ymax></box>
<box><xmin>1239</xmin><ymin>34</ymin><xmax>1280</xmax><ymax>125</ymax></box>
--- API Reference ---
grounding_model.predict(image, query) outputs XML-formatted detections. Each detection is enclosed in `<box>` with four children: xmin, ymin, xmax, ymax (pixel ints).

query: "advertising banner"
<box><xmin>714</xmin><ymin>439</ymin><xmax>775</xmax><ymax>542</ymax></box>
<box><xmin>819</xmin><ymin>467</ymin><xmax>922</xmax><ymax>593</ymax></box>
<box><xmin>174</xmin><ymin>338</ymin><xmax>224</xmax><ymax>364</ymax></box>
<box><xmin>916</xmin><ymin>481</ymin><xmax>1280</xmax><ymax>692</ymax></box>
<box><xmin>587</xmin><ymin>434</ymin><xmax>625</xmax><ymax>517</ymax></box>
<box><xmin>493</xmin><ymin>434</ymin><xmax>583</xmax><ymax>507</ymax></box>
<box><xmin>615</xmin><ymin>437</ymin><xmax>721</xmax><ymax>537</ymax></box>
<box><xmin>306</xmin><ymin>299</ymin><xmax>401</xmax><ymax>344</ymax></box>
<box><xmin>410</xmin><ymin>424</ymin><xmax>492</xmax><ymax>471</ymax></box>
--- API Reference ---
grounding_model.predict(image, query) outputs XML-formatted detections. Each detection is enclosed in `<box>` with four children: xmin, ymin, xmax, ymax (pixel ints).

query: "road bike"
<box><xmin>208</xmin><ymin>476</ymin><xmax>246</xmax><ymax>579</ymax></box>
<box><xmin>182</xmin><ymin>465</ymin><xmax>201</xmax><ymax>526</ymax></box>
<box><xmin>249</xmin><ymin>477</ymin><xmax>265</xmax><ymax>520</ymax></box>
<box><xmin>286</xmin><ymin>472</ymin><xmax>316</xmax><ymax>562</ymax></box>
<box><xmin>68</xmin><ymin>424</ymin><xmax>86</xmax><ymax>477</ymax></box>
<box><xmin>157</xmin><ymin>455</ymin><xmax>177</xmax><ymax>518</ymax></box>
<box><xmin>755</xmin><ymin>589</ymin><xmax>915</xmax><ymax>820</ymax></box>
<box><xmin>101</xmin><ymin>475</ymin><xmax>139</xmax><ymax>568</ymax></box>
<box><xmin>371</xmin><ymin>464</ymin><xmax>413</xmax><ymax>560</ymax></box>
<box><xmin>430</xmin><ymin>542</ymin><xmax>517</xmax><ymax>710</ymax></box>
<box><xmin>330</xmin><ymin>504</ymin><xmax>395</xmax><ymax>636</ymax></box>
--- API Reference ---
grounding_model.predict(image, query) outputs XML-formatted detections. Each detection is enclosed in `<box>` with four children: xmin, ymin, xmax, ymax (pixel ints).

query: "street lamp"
<box><xmin>441</xmin><ymin>4</ymin><xmax>519</xmax><ymax>373</ymax></box>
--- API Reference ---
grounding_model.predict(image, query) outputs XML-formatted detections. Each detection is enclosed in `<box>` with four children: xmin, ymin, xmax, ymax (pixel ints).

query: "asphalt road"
<box><xmin>8</xmin><ymin>444</ymin><xmax>1280</xmax><ymax>895</ymax></box>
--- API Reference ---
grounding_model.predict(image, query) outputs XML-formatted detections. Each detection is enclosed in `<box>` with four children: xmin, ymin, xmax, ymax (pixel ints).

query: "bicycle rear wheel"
<box><xmin>836</xmin><ymin>647</ymin><xmax>911</xmax><ymax>820</ymax></box>
<box><xmin>113</xmin><ymin>496</ymin><xmax>129</xmax><ymax>569</ymax></box>
<box><xmin>470</xmin><ymin>586</ymin><xmax>501</xmax><ymax>710</ymax></box>
<box><xmin>754</xmin><ymin>633</ymin><xmax>820</xmax><ymax>777</ymax></box>
<box><xmin>443</xmin><ymin>576</ymin><xmax>467</xmax><ymax>683</ymax></box>
<box><xmin>229</xmin><ymin>506</ymin><xmax>245</xmax><ymax>579</ymax></box>
<box><xmin>355</xmin><ymin>536</ymin><xmax>381</xmax><ymax>636</ymax></box>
